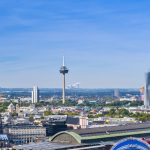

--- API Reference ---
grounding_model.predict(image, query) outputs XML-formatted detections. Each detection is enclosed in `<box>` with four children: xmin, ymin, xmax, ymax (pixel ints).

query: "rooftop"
<box><xmin>50</xmin><ymin>122</ymin><xmax>150</xmax><ymax>144</ymax></box>
<box><xmin>13</xmin><ymin>142</ymin><xmax>108</xmax><ymax>150</ymax></box>
<box><xmin>71</xmin><ymin>122</ymin><xmax>150</xmax><ymax>137</ymax></box>
<box><xmin>5</xmin><ymin>124</ymin><xmax>44</xmax><ymax>129</ymax></box>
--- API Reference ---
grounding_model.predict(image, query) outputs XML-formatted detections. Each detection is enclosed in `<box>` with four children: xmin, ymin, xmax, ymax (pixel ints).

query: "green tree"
<box><xmin>118</xmin><ymin>108</ymin><xmax>129</xmax><ymax>117</ymax></box>
<box><xmin>12</xmin><ymin>112</ymin><xmax>18</xmax><ymax>117</ymax></box>
<box><xmin>107</xmin><ymin>108</ymin><xmax>116</xmax><ymax>117</ymax></box>
<box><xmin>44</xmin><ymin>110</ymin><xmax>52</xmax><ymax>116</ymax></box>
<box><xmin>29</xmin><ymin>116</ymin><xmax>34</xmax><ymax>122</ymax></box>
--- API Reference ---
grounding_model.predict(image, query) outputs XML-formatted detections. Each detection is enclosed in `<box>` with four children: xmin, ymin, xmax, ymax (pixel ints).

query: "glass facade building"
<box><xmin>144</xmin><ymin>72</ymin><xmax>150</xmax><ymax>108</ymax></box>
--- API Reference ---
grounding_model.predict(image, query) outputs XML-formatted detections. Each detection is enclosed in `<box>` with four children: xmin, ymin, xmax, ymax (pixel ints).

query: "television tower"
<box><xmin>59</xmin><ymin>56</ymin><xmax>69</xmax><ymax>104</ymax></box>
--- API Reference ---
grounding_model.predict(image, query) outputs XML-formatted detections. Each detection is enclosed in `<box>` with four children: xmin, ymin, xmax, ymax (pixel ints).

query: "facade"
<box><xmin>7</xmin><ymin>103</ymin><xmax>15</xmax><ymax>113</ymax></box>
<box><xmin>3</xmin><ymin>124</ymin><xmax>46</xmax><ymax>145</ymax></box>
<box><xmin>15</xmin><ymin>104</ymin><xmax>20</xmax><ymax>114</ymax></box>
<box><xmin>43</xmin><ymin>123</ymin><xmax>67</xmax><ymax>136</ymax></box>
<box><xmin>0</xmin><ymin>134</ymin><xmax>9</xmax><ymax>148</ymax></box>
<box><xmin>32</xmin><ymin>86</ymin><xmax>39</xmax><ymax>103</ymax></box>
<box><xmin>79</xmin><ymin>116</ymin><xmax>88</xmax><ymax>129</ymax></box>
<box><xmin>43</xmin><ymin>115</ymin><xmax>68</xmax><ymax>136</ymax></box>
<box><xmin>114</xmin><ymin>89</ymin><xmax>120</xmax><ymax>98</ymax></box>
<box><xmin>67</xmin><ymin>116</ymin><xmax>88</xmax><ymax>129</ymax></box>
<box><xmin>140</xmin><ymin>86</ymin><xmax>145</xmax><ymax>101</ymax></box>
<box><xmin>144</xmin><ymin>72</ymin><xmax>150</xmax><ymax>108</ymax></box>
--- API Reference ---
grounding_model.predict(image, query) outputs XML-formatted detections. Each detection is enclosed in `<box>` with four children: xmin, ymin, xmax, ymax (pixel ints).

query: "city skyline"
<box><xmin>0</xmin><ymin>0</ymin><xmax>150</xmax><ymax>88</ymax></box>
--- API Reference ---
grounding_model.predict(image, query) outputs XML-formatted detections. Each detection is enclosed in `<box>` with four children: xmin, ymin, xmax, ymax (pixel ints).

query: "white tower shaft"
<box><xmin>62</xmin><ymin>74</ymin><xmax>65</xmax><ymax>104</ymax></box>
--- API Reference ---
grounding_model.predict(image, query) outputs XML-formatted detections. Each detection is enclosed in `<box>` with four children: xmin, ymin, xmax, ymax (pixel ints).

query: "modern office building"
<box><xmin>42</xmin><ymin>115</ymin><xmax>67</xmax><ymax>136</ymax></box>
<box><xmin>42</xmin><ymin>121</ymin><xmax>67</xmax><ymax>136</ymax></box>
<box><xmin>114</xmin><ymin>89</ymin><xmax>120</xmax><ymax>98</ymax></box>
<box><xmin>144</xmin><ymin>72</ymin><xmax>150</xmax><ymax>109</ymax></box>
<box><xmin>59</xmin><ymin>57</ymin><xmax>69</xmax><ymax>104</ymax></box>
<box><xmin>32</xmin><ymin>86</ymin><xmax>39</xmax><ymax>103</ymax></box>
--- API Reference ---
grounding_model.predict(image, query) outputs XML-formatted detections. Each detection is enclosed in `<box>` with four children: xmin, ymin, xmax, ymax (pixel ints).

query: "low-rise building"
<box><xmin>67</xmin><ymin>116</ymin><xmax>88</xmax><ymax>129</ymax></box>
<box><xmin>3</xmin><ymin>124</ymin><xmax>46</xmax><ymax>145</ymax></box>
<box><xmin>77</xmin><ymin>99</ymin><xmax>85</xmax><ymax>105</ymax></box>
<box><xmin>7</xmin><ymin>103</ymin><xmax>15</xmax><ymax>113</ymax></box>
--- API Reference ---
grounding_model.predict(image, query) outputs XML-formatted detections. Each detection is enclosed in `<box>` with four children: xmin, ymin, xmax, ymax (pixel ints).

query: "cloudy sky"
<box><xmin>0</xmin><ymin>0</ymin><xmax>150</xmax><ymax>88</ymax></box>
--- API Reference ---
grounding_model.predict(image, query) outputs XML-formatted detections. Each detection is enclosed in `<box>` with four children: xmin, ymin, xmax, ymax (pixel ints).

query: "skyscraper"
<box><xmin>59</xmin><ymin>57</ymin><xmax>69</xmax><ymax>104</ymax></box>
<box><xmin>114</xmin><ymin>89</ymin><xmax>120</xmax><ymax>98</ymax></box>
<box><xmin>144</xmin><ymin>72</ymin><xmax>150</xmax><ymax>109</ymax></box>
<box><xmin>32</xmin><ymin>86</ymin><xmax>39</xmax><ymax>103</ymax></box>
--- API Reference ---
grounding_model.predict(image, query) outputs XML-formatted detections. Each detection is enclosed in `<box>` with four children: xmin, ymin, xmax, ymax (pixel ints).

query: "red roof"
<box><xmin>141</xmin><ymin>138</ymin><xmax>150</xmax><ymax>145</ymax></box>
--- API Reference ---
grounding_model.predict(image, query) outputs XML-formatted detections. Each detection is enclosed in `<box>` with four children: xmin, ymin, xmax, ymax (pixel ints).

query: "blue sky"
<box><xmin>0</xmin><ymin>0</ymin><xmax>150</xmax><ymax>88</ymax></box>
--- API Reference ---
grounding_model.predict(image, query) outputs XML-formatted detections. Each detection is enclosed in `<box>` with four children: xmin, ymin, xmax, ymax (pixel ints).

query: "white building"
<box><xmin>32</xmin><ymin>86</ymin><xmax>39</xmax><ymax>103</ymax></box>
<box><xmin>7</xmin><ymin>103</ymin><xmax>15</xmax><ymax>113</ymax></box>
<box><xmin>78</xmin><ymin>99</ymin><xmax>84</xmax><ymax>105</ymax></box>
<box><xmin>119</xmin><ymin>97</ymin><xmax>137</xmax><ymax>102</ymax></box>
<box><xmin>79</xmin><ymin>116</ymin><xmax>88</xmax><ymax>129</ymax></box>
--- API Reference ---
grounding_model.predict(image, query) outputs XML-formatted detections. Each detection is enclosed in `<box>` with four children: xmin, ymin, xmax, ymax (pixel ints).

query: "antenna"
<box><xmin>63</xmin><ymin>56</ymin><xmax>65</xmax><ymax>66</ymax></box>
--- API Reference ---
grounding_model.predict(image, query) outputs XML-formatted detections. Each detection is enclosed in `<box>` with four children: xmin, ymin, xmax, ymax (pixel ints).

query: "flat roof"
<box><xmin>70</xmin><ymin>122</ymin><xmax>150</xmax><ymax>137</ymax></box>
<box><xmin>13</xmin><ymin>142</ymin><xmax>73</xmax><ymax>150</ymax></box>
<box><xmin>50</xmin><ymin>122</ymin><xmax>150</xmax><ymax>144</ymax></box>
<box><xmin>13</xmin><ymin>142</ymin><xmax>71</xmax><ymax>150</ymax></box>
<box><xmin>13</xmin><ymin>142</ymin><xmax>97</xmax><ymax>150</ymax></box>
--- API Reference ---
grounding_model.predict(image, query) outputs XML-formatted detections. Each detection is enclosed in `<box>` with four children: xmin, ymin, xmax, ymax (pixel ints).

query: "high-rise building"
<box><xmin>79</xmin><ymin>116</ymin><xmax>88</xmax><ymax>129</ymax></box>
<box><xmin>144</xmin><ymin>72</ymin><xmax>150</xmax><ymax>109</ymax></box>
<box><xmin>139</xmin><ymin>86</ymin><xmax>144</xmax><ymax>101</ymax></box>
<box><xmin>32</xmin><ymin>86</ymin><xmax>39</xmax><ymax>103</ymax></box>
<box><xmin>59</xmin><ymin>57</ymin><xmax>69</xmax><ymax>104</ymax></box>
<box><xmin>114</xmin><ymin>89</ymin><xmax>120</xmax><ymax>98</ymax></box>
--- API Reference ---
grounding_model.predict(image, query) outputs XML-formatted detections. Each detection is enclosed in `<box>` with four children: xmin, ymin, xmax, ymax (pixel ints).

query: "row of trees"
<box><xmin>89</xmin><ymin>108</ymin><xmax>150</xmax><ymax>122</ymax></box>
<box><xmin>0</xmin><ymin>102</ymin><xmax>10</xmax><ymax>112</ymax></box>
<box><xmin>106</xmin><ymin>101</ymin><xmax>143</xmax><ymax>107</ymax></box>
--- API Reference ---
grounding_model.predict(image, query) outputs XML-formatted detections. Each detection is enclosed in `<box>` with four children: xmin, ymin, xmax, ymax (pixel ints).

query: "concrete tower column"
<box><xmin>60</xmin><ymin>57</ymin><xmax>69</xmax><ymax>104</ymax></box>
<box><xmin>62</xmin><ymin>74</ymin><xmax>65</xmax><ymax>104</ymax></box>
